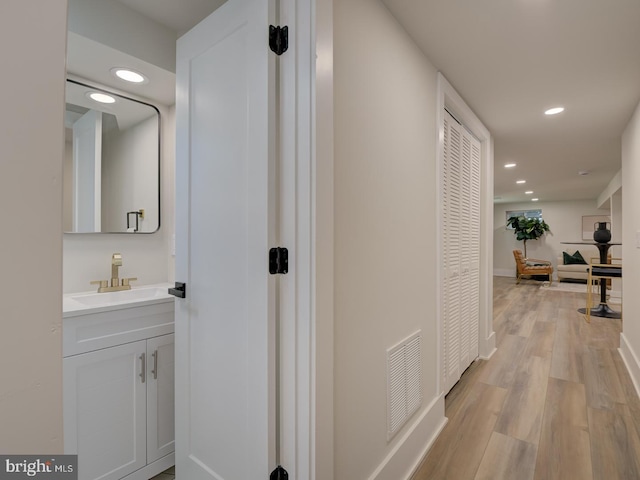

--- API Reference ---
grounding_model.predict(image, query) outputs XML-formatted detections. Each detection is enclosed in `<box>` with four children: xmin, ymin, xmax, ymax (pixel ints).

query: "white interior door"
<box><xmin>174</xmin><ymin>0</ymin><xmax>276</xmax><ymax>478</ymax></box>
<box><xmin>442</xmin><ymin>112</ymin><xmax>462</xmax><ymax>393</ymax></box>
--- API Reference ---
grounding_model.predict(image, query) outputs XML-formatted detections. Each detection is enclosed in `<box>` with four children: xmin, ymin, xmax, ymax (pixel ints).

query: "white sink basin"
<box><xmin>70</xmin><ymin>286</ymin><xmax>170</xmax><ymax>306</ymax></box>
<box><xmin>64</xmin><ymin>284</ymin><xmax>174</xmax><ymax>315</ymax></box>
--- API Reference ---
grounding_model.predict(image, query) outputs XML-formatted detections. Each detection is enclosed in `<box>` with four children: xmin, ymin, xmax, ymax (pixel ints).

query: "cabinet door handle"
<box><xmin>139</xmin><ymin>353</ymin><xmax>146</xmax><ymax>383</ymax></box>
<box><xmin>151</xmin><ymin>350</ymin><xmax>158</xmax><ymax>380</ymax></box>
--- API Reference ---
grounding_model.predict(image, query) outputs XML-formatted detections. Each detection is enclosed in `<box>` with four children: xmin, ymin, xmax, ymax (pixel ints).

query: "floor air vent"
<box><xmin>387</xmin><ymin>330</ymin><xmax>422</xmax><ymax>440</ymax></box>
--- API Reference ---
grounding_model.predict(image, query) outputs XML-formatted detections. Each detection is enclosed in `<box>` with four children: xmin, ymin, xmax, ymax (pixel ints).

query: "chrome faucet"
<box><xmin>91</xmin><ymin>253</ymin><xmax>137</xmax><ymax>293</ymax></box>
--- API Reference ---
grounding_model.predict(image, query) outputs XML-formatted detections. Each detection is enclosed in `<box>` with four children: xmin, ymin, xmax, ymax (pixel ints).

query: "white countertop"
<box><xmin>63</xmin><ymin>283</ymin><xmax>175</xmax><ymax>317</ymax></box>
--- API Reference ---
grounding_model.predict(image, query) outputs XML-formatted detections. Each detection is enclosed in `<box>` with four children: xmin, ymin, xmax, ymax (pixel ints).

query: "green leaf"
<box><xmin>508</xmin><ymin>216</ymin><xmax>550</xmax><ymax>246</ymax></box>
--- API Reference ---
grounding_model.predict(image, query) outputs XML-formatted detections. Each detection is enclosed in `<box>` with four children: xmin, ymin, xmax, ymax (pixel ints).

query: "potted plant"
<box><xmin>506</xmin><ymin>215</ymin><xmax>550</xmax><ymax>257</ymax></box>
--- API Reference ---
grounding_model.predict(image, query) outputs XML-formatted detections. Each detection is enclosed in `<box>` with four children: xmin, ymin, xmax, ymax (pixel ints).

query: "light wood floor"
<box><xmin>412</xmin><ymin>276</ymin><xmax>640</xmax><ymax>480</ymax></box>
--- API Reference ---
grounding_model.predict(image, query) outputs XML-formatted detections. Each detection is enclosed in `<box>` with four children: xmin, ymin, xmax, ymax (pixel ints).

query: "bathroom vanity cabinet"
<box><xmin>63</xmin><ymin>292</ymin><xmax>175</xmax><ymax>480</ymax></box>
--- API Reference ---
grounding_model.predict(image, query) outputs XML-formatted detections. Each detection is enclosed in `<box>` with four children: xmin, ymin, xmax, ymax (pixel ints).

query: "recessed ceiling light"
<box><xmin>578</xmin><ymin>170</ymin><xmax>590</xmax><ymax>176</ymax></box>
<box><xmin>87</xmin><ymin>92</ymin><xmax>116</xmax><ymax>104</ymax></box>
<box><xmin>504</xmin><ymin>163</ymin><xmax>516</xmax><ymax>168</ymax></box>
<box><xmin>545</xmin><ymin>107</ymin><xmax>564</xmax><ymax>115</ymax></box>
<box><xmin>111</xmin><ymin>68</ymin><xmax>147</xmax><ymax>84</ymax></box>
<box><xmin>516</xmin><ymin>180</ymin><xmax>526</xmax><ymax>184</ymax></box>
<box><xmin>532</xmin><ymin>198</ymin><xmax>539</xmax><ymax>202</ymax></box>
<box><xmin>525</xmin><ymin>191</ymin><xmax>534</xmax><ymax>194</ymax></box>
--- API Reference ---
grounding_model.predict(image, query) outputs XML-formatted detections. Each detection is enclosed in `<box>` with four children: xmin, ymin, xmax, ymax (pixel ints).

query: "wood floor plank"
<box><xmin>570</xmin><ymin>291</ymin><xmax>589</xmax><ymax>309</ymax></box>
<box><xmin>583</xmin><ymin>346</ymin><xmax>626</xmax><ymax>410</ymax></box>
<box><xmin>475</xmin><ymin>334</ymin><xmax>528</xmax><ymax>389</ymax></box>
<box><xmin>580</xmin><ymin>316</ymin><xmax>621</xmax><ymax>349</ymax></box>
<box><xmin>494</xmin><ymin>292</ymin><xmax>535</xmax><ymax>343</ymax></box>
<box><xmin>588</xmin><ymin>406</ymin><xmax>640</xmax><ymax>480</ymax></box>
<box><xmin>550</xmin><ymin>315</ymin><xmax>585</xmax><ymax>383</ymax></box>
<box><xmin>474</xmin><ymin>432</ymin><xmax>537</xmax><ymax>480</ymax></box>
<box><xmin>494</xmin><ymin>355</ymin><xmax>551</xmax><ymax>444</ymax></box>
<box><xmin>508</xmin><ymin>310</ymin><xmax>537</xmax><ymax>338</ymax></box>
<box><xmin>533</xmin><ymin>298</ymin><xmax>561</xmax><ymax>322</ymax></box>
<box><xmin>413</xmin><ymin>382</ymin><xmax>507</xmax><ymax>480</ymax></box>
<box><xmin>445</xmin><ymin>359</ymin><xmax>488</xmax><ymax>420</ymax></box>
<box><xmin>412</xmin><ymin>277</ymin><xmax>640</xmax><ymax>480</ymax></box>
<box><xmin>524</xmin><ymin>321</ymin><xmax>556</xmax><ymax>358</ymax></box>
<box><xmin>492</xmin><ymin>297</ymin><xmax>510</xmax><ymax>321</ymax></box>
<box><xmin>611</xmin><ymin>350</ymin><xmax>640</xmax><ymax>442</ymax></box>
<box><xmin>534</xmin><ymin>378</ymin><xmax>592</xmax><ymax>480</ymax></box>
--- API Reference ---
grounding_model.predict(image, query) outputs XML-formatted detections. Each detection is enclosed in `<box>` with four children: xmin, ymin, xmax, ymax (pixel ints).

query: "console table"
<box><xmin>560</xmin><ymin>241</ymin><xmax>622</xmax><ymax>319</ymax></box>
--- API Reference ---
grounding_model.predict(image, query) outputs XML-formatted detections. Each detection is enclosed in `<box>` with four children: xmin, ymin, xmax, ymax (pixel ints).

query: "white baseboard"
<box><xmin>479</xmin><ymin>331</ymin><xmax>496</xmax><ymax>360</ymax></box>
<box><xmin>367</xmin><ymin>394</ymin><xmax>447</xmax><ymax>480</ymax></box>
<box><xmin>493</xmin><ymin>268</ymin><xmax>515</xmax><ymax>277</ymax></box>
<box><xmin>619</xmin><ymin>333</ymin><xmax>640</xmax><ymax>399</ymax></box>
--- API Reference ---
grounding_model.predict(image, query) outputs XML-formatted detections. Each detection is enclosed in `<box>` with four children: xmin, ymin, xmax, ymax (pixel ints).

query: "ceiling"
<box><xmin>116</xmin><ymin>0</ymin><xmax>226</xmax><ymax>37</ymax></box>
<box><xmin>383</xmin><ymin>0</ymin><xmax>640</xmax><ymax>204</ymax></box>
<box><xmin>85</xmin><ymin>0</ymin><xmax>640</xmax><ymax>205</ymax></box>
<box><xmin>67</xmin><ymin>31</ymin><xmax>177</xmax><ymax>106</ymax></box>
<box><xmin>67</xmin><ymin>1</ymin><xmax>226</xmax><ymax>106</ymax></box>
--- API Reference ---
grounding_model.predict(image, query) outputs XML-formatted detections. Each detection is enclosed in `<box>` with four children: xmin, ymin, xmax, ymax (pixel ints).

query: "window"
<box><xmin>506</xmin><ymin>209</ymin><xmax>542</xmax><ymax>228</ymax></box>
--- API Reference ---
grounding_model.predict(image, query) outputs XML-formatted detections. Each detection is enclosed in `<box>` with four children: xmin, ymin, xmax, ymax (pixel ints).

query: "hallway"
<box><xmin>413</xmin><ymin>276</ymin><xmax>640</xmax><ymax>480</ymax></box>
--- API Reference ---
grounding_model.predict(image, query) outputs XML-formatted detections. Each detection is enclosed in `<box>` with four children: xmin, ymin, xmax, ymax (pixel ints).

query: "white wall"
<box><xmin>494</xmin><ymin>200</ymin><xmax>611</xmax><ymax>277</ymax></box>
<box><xmin>611</xmin><ymin>190</ymin><xmax>623</xmax><ymax>293</ymax></box>
<box><xmin>597</xmin><ymin>169</ymin><xmax>622</xmax><ymax>208</ymax></box>
<box><xmin>315</xmin><ymin>0</ymin><xmax>334</xmax><ymax>477</ymax></box>
<box><xmin>0</xmin><ymin>0</ymin><xmax>67</xmax><ymax>453</ymax></box>
<box><xmin>102</xmin><ymin>115</ymin><xmax>159</xmax><ymax>233</ymax></box>
<box><xmin>620</xmin><ymin>100</ymin><xmax>640</xmax><ymax>393</ymax></box>
<box><xmin>67</xmin><ymin>0</ymin><xmax>176</xmax><ymax>72</ymax></box>
<box><xmin>334</xmin><ymin>1</ymin><xmax>443</xmax><ymax>478</ymax></box>
<box><xmin>64</xmin><ymin>139</ymin><xmax>73</xmax><ymax>232</ymax></box>
<box><xmin>63</xmin><ymin>106</ymin><xmax>175</xmax><ymax>293</ymax></box>
<box><xmin>612</xmin><ymin>191</ymin><xmax>622</xmax><ymax>243</ymax></box>
<box><xmin>165</xmin><ymin>106</ymin><xmax>176</xmax><ymax>283</ymax></box>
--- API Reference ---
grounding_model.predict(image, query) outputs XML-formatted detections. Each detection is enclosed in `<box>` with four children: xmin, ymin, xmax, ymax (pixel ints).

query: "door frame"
<box><xmin>278</xmin><ymin>0</ymin><xmax>317</xmax><ymax>478</ymax></box>
<box><xmin>435</xmin><ymin>73</ymin><xmax>495</xmax><ymax>396</ymax></box>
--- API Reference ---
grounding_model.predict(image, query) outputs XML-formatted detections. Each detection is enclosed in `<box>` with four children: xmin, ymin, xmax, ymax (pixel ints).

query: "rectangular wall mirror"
<box><xmin>63</xmin><ymin>79</ymin><xmax>160</xmax><ymax>233</ymax></box>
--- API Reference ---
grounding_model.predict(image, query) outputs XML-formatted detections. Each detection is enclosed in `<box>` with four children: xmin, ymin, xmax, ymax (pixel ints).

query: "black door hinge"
<box><xmin>269</xmin><ymin>25</ymin><xmax>288</xmax><ymax>55</ymax></box>
<box><xmin>270</xmin><ymin>465</ymin><xmax>289</xmax><ymax>480</ymax></box>
<box><xmin>269</xmin><ymin>247</ymin><xmax>288</xmax><ymax>274</ymax></box>
<box><xmin>168</xmin><ymin>282</ymin><xmax>186</xmax><ymax>298</ymax></box>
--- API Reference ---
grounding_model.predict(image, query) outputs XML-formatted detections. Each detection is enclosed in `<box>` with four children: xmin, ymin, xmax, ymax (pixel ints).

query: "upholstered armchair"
<box><xmin>513</xmin><ymin>249</ymin><xmax>553</xmax><ymax>285</ymax></box>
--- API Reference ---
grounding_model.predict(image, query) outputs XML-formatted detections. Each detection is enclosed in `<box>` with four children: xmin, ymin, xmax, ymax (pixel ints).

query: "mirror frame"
<box><xmin>64</xmin><ymin>78</ymin><xmax>161</xmax><ymax>234</ymax></box>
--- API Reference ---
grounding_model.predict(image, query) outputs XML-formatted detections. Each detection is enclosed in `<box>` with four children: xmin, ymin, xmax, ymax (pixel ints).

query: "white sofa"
<box><xmin>556</xmin><ymin>247</ymin><xmax>600</xmax><ymax>282</ymax></box>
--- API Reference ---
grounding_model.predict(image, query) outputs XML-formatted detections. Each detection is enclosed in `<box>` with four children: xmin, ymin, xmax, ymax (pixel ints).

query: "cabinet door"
<box><xmin>63</xmin><ymin>340</ymin><xmax>147</xmax><ymax>480</ymax></box>
<box><xmin>146</xmin><ymin>334</ymin><xmax>175</xmax><ymax>463</ymax></box>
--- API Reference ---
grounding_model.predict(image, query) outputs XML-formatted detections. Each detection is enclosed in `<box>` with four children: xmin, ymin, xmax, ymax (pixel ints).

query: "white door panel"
<box><xmin>175</xmin><ymin>0</ymin><xmax>276</xmax><ymax>478</ymax></box>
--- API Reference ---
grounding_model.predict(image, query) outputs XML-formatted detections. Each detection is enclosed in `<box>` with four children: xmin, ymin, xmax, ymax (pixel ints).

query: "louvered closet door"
<box><xmin>442</xmin><ymin>113</ymin><xmax>462</xmax><ymax>393</ymax></box>
<box><xmin>442</xmin><ymin>111</ymin><xmax>481</xmax><ymax>394</ymax></box>
<box><xmin>468</xmin><ymin>139</ymin><xmax>481</xmax><ymax>360</ymax></box>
